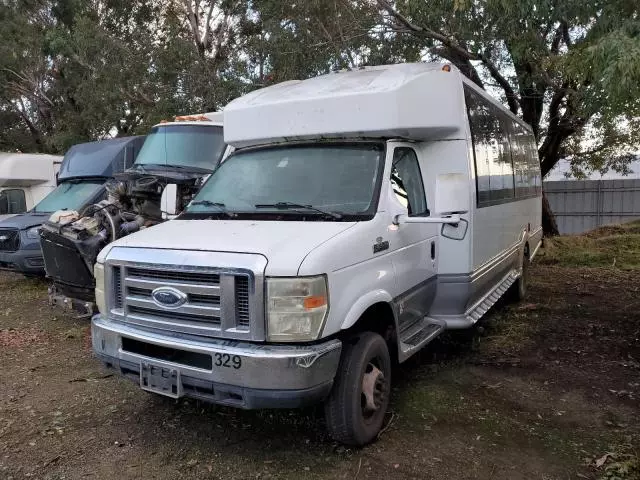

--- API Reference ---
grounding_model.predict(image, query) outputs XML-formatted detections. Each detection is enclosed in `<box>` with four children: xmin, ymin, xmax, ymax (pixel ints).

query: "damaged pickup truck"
<box><xmin>40</xmin><ymin>113</ymin><xmax>228</xmax><ymax>315</ymax></box>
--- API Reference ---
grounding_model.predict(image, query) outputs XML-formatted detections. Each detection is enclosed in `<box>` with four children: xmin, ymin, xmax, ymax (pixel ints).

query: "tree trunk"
<box><xmin>542</xmin><ymin>190</ymin><xmax>559</xmax><ymax>236</ymax></box>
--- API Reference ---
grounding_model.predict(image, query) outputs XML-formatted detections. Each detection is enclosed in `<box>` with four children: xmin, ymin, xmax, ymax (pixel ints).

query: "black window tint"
<box><xmin>494</xmin><ymin>116</ymin><xmax>515</xmax><ymax>200</ymax></box>
<box><xmin>465</xmin><ymin>86</ymin><xmax>540</xmax><ymax>206</ymax></box>
<box><xmin>391</xmin><ymin>148</ymin><xmax>428</xmax><ymax>217</ymax></box>
<box><xmin>511</xmin><ymin>122</ymin><xmax>530</xmax><ymax>197</ymax></box>
<box><xmin>465</xmin><ymin>90</ymin><xmax>493</xmax><ymax>204</ymax></box>
<box><xmin>0</xmin><ymin>189</ymin><xmax>26</xmax><ymax>215</ymax></box>
<box><xmin>529</xmin><ymin>139</ymin><xmax>542</xmax><ymax>195</ymax></box>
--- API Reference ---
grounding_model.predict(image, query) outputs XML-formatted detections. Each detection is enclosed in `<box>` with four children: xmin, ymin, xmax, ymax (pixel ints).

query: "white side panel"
<box><xmin>472</xmin><ymin>197</ymin><xmax>542</xmax><ymax>269</ymax></box>
<box><xmin>415</xmin><ymin>140</ymin><xmax>473</xmax><ymax>275</ymax></box>
<box><xmin>0</xmin><ymin>153</ymin><xmax>63</xmax><ymax>186</ymax></box>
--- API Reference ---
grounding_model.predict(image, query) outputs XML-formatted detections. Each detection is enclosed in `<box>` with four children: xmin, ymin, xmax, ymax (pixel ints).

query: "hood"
<box><xmin>0</xmin><ymin>214</ymin><xmax>18</xmax><ymax>222</ymax></box>
<box><xmin>0</xmin><ymin>211</ymin><xmax>51</xmax><ymax>230</ymax></box>
<box><xmin>100</xmin><ymin>219</ymin><xmax>357</xmax><ymax>276</ymax></box>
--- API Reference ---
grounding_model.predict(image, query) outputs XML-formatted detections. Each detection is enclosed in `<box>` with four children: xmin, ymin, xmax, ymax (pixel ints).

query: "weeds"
<box><xmin>539</xmin><ymin>220</ymin><xmax>640</xmax><ymax>270</ymax></box>
<box><xmin>594</xmin><ymin>443</ymin><xmax>640</xmax><ymax>480</ymax></box>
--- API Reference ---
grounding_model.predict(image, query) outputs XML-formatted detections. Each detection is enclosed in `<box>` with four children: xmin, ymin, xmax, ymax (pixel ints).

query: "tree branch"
<box><xmin>429</xmin><ymin>46</ymin><xmax>484</xmax><ymax>88</ymax></box>
<box><xmin>202</xmin><ymin>0</ymin><xmax>217</xmax><ymax>49</ymax></box>
<box><xmin>181</xmin><ymin>0</ymin><xmax>203</xmax><ymax>54</ymax></box>
<box><xmin>4</xmin><ymin>96</ymin><xmax>43</xmax><ymax>147</ymax></box>
<box><xmin>377</xmin><ymin>0</ymin><xmax>520</xmax><ymax>114</ymax></box>
<box><xmin>550</xmin><ymin>25</ymin><xmax>562</xmax><ymax>54</ymax></box>
<box><xmin>561</xmin><ymin>21</ymin><xmax>572</xmax><ymax>47</ymax></box>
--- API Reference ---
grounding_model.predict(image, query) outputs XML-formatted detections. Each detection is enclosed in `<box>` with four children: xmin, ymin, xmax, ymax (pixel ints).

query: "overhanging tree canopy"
<box><xmin>372</xmin><ymin>0</ymin><xmax>640</xmax><ymax>232</ymax></box>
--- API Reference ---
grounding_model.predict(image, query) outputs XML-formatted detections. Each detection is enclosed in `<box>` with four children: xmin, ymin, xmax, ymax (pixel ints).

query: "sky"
<box><xmin>545</xmin><ymin>157</ymin><xmax>640</xmax><ymax>181</ymax></box>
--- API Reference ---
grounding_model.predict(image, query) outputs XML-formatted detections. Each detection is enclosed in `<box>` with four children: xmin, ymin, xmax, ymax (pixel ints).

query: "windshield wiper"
<box><xmin>188</xmin><ymin>200</ymin><xmax>235</xmax><ymax>218</ymax></box>
<box><xmin>135</xmin><ymin>163</ymin><xmax>211</xmax><ymax>173</ymax></box>
<box><xmin>255</xmin><ymin>202</ymin><xmax>343</xmax><ymax>219</ymax></box>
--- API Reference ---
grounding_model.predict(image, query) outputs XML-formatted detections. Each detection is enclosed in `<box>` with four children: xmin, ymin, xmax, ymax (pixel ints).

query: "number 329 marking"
<box><xmin>214</xmin><ymin>353</ymin><xmax>242</xmax><ymax>369</ymax></box>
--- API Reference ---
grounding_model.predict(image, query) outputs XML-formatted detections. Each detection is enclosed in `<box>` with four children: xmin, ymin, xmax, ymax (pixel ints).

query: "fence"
<box><xmin>543</xmin><ymin>179</ymin><xmax>640</xmax><ymax>235</ymax></box>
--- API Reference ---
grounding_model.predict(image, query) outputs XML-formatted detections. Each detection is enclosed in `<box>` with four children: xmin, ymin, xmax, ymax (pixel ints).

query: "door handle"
<box><xmin>430</xmin><ymin>241</ymin><xmax>436</xmax><ymax>260</ymax></box>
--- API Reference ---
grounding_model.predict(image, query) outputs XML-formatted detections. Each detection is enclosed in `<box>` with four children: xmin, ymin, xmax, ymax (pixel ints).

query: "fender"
<box><xmin>340</xmin><ymin>289</ymin><xmax>395</xmax><ymax>331</ymax></box>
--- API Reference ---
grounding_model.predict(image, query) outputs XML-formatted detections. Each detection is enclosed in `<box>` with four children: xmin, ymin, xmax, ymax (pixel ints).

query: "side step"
<box><xmin>465</xmin><ymin>270</ymin><xmax>518</xmax><ymax>324</ymax></box>
<box><xmin>398</xmin><ymin>317</ymin><xmax>446</xmax><ymax>362</ymax></box>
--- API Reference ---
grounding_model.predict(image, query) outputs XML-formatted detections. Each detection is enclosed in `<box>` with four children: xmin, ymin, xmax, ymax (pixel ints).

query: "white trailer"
<box><xmin>91</xmin><ymin>63</ymin><xmax>542</xmax><ymax>445</ymax></box>
<box><xmin>0</xmin><ymin>153</ymin><xmax>62</xmax><ymax>221</ymax></box>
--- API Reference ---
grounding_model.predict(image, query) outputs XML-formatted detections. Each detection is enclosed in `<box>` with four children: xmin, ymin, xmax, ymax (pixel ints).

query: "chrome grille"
<box><xmin>128</xmin><ymin>305</ymin><xmax>221</xmax><ymax>325</ymax></box>
<box><xmin>113</xmin><ymin>264</ymin><xmax>256</xmax><ymax>340</ymax></box>
<box><xmin>127</xmin><ymin>267</ymin><xmax>219</xmax><ymax>284</ymax></box>
<box><xmin>113</xmin><ymin>267</ymin><xmax>123</xmax><ymax>309</ymax></box>
<box><xmin>0</xmin><ymin>229</ymin><xmax>20</xmax><ymax>252</ymax></box>
<box><xmin>235</xmin><ymin>276</ymin><xmax>250</xmax><ymax>328</ymax></box>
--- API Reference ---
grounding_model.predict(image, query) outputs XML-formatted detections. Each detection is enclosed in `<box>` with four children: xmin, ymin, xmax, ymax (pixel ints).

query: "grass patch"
<box><xmin>539</xmin><ymin>220</ymin><xmax>640</xmax><ymax>270</ymax></box>
<box><xmin>593</xmin><ymin>442</ymin><xmax>640</xmax><ymax>480</ymax></box>
<box><xmin>478</xmin><ymin>308</ymin><xmax>539</xmax><ymax>358</ymax></box>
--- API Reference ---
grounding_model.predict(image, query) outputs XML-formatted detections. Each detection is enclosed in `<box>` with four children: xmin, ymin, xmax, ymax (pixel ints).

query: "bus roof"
<box><xmin>0</xmin><ymin>153</ymin><xmax>63</xmax><ymax>186</ymax></box>
<box><xmin>225</xmin><ymin>63</ymin><xmax>478</xmax><ymax>148</ymax></box>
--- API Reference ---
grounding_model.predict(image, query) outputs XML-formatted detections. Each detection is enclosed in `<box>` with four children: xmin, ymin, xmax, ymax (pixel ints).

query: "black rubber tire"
<box><xmin>324</xmin><ymin>332</ymin><xmax>391</xmax><ymax>446</ymax></box>
<box><xmin>509</xmin><ymin>249</ymin><xmax>530</xmax><ymax>302</ymax></box>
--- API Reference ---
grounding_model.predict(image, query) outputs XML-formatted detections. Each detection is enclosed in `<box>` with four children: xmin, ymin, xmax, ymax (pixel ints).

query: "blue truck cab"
<box><xmin>0</xmin><ymin>136</ymin><xmax>144</xmax><ymax>275</ymax></box>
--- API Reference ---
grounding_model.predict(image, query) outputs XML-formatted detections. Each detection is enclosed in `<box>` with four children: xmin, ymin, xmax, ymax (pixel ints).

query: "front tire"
<box><xmin>324</xmin><ymin>332</ymin><xmax>391</xmax><ymax>446</ymax></box>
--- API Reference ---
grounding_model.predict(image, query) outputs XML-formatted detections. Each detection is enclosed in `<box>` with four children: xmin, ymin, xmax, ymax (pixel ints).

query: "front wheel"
<box><xmin>324</xmin><ymin>332</ymin><xmax>391</xmax><ymax>446</ymax></box>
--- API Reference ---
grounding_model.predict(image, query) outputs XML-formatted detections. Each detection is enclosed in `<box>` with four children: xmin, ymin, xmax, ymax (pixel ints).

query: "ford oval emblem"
<box><xmin>151</xmin><ymin>287</ymin><xmax>188</xmax><ymax>309</ymax></box>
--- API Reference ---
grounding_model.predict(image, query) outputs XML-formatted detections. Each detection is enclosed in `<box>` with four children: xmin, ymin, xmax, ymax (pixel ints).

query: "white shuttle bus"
<box><xmin>91</xmin><ymin>63</ymin><xmax>542</xmax><ymax>446</ymax></box>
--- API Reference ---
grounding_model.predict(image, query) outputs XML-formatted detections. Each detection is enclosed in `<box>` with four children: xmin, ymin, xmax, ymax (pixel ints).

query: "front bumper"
<box><xmin>0</xmin><ymin>249</ymin><xmax>45</xmax><ymax>275</ymax></box>
<box><xmin>92</xmin><ymin>316</ymin><xmax>342</xmax><ymax>409</ymax></box>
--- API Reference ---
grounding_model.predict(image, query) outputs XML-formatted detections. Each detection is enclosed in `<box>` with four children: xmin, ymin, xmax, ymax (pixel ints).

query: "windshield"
<box><xmin>134</xmin><ymin>125</ymin><xmax>225</xmax><ymax>171</ymax></box>
<box><xmin>32</xmin><ymin>180</ymin><xmax>104</xmax><ymax>213</ymax></box>
<box><xmin>184</xmin><ymin>143</ymin><xmax>385</xmax><ymax>220</ymax></box>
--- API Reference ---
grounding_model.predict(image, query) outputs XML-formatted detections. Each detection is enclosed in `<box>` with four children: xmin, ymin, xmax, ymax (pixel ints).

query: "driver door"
<box><xmin>387</xmin><ymin>144</ymin><xmax>439</xmax><ymax>355</ymax></box>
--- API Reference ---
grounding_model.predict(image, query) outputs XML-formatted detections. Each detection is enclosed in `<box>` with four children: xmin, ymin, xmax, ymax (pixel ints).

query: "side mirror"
<box><xmin>160</xmin><ymin>184</ymin><xmax>179</xmax><ymax>219</ymax></box>
<box><xmin>391</xmin><ymin>173</ymin><xmax>470</xmax><ymax>240</ymax></box>
<box><xmin>393</xmin><ymin>213</ymin><xmax>462</xmax><ymax>226</ymax></box>
<box><xmin>435</xmin><ymin>173</ymin><xmax>469</xmax><ymax>216</ymax></box>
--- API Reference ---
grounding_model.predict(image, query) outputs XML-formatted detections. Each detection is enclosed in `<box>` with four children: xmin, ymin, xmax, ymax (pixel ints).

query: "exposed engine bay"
<box><xmin>40</xmin><ymin>171</ymin><xmax>207</xmax><ymax>314</ymax></box>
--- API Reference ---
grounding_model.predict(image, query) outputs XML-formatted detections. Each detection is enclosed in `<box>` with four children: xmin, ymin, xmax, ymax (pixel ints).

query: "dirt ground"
<box><xmin>1</xmin><ymin>236</ymin><xmax>639</xmax><ymax>479</ymax></box>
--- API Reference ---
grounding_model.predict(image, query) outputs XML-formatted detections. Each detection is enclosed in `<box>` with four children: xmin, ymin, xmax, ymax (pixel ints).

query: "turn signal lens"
<box><xmin>303</xmin><ymin>295</ymin><xmax>327</xmax><ymax>310</ymax></box>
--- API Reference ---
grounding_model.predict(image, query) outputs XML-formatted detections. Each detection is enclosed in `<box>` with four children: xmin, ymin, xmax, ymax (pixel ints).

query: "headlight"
<box><xmin>94</xmin><ymin>262</ymin><xmax>106</xmax><ymax>315</ymax></box>
<box><xmin>25</xmin><ymin>227</ymin><xmax>40</xmax><ymax>239</ymax></box>
<box><xmin>266</xmin><ymin>276</ymin><xmax>329</xmax><ymax>342</ymax></box>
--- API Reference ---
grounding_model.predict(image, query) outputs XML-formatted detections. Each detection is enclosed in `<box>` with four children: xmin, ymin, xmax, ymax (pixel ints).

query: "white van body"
<box><xmin>0</xmin><ymin>153</ymin><xmax>62</xmax><ymax>221</ymax></box>
<box><xmin>91</xmin><ymin>63</ymin><xmax>542</xmax><ymax>445</ymax></box>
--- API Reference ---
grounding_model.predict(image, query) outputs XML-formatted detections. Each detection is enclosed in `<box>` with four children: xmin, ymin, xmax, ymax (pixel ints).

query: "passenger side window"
<box><xmin>0</xmin><ymin>189</ymin><xmax>26</xmax><ymax>215</ymax></box>
<box><xmin>465</xmin><ymin>87</ymin><xmax>519</xmax><ymax>206</ymax></box>
<box><xmin>391</xmin><ymin>148</ymin><xmax>428</xmax><ymax>217</ymax></box>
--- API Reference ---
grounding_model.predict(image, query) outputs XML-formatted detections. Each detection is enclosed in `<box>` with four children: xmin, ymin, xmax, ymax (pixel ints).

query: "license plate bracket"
<box><xmin>140</xmin><ymin>362</ymin><xmax>183</xmax><ymax>398</ymax></box>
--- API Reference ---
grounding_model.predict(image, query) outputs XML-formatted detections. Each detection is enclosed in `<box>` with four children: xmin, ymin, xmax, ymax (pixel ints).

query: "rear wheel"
<box><xmin>324</xmin><ymin>332</ymin><xmax>391</xmax><ymax>446</ymax></box>
<box><xmin>509</xmin><ymin>246</ymin><xmax>530</xmax><ymax>302</ymax></box>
